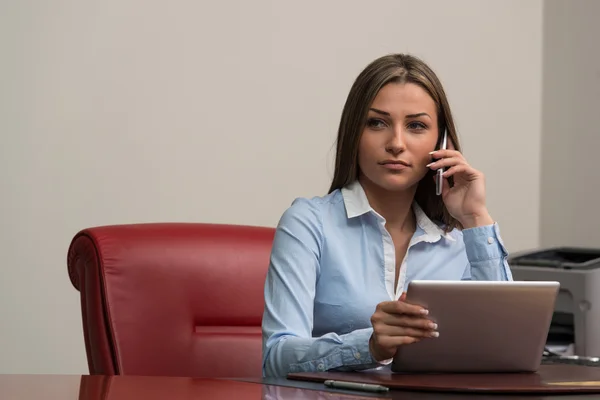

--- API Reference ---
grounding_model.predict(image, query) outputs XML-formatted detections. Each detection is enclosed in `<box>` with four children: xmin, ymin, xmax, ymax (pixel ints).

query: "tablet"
<box><xmin>391</xmin><ymin>280</ymin><xmax>559</xmax><ymax>373</ymax></box>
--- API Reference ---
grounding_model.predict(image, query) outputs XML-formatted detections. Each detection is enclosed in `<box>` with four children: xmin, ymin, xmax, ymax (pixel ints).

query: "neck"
<box><xmin>358</xmin><ymin>176</ymin><xmax>416</xmax><ymax>232</ymax></box>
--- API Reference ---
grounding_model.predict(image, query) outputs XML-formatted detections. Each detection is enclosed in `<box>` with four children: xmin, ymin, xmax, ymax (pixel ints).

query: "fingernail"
<box><xmin>420</xmin><ymin>309</ymin><xmax>429</xmax><ymax>315</ymax></box>
<box><xmin>430</xmin><ymin>331</ymin><xmax>439</xmax><ymax>338</ymax></box>
<box><xmin>429</xmin><ymin>322</ymin><xmax>438</xmax><ymax>330</ymax></box>
<box><xmin>426</xmin><ymin>162</ymin><xmax>434</xmax><ymax>167</ymax></box>
<box><xmin>429</xmin><ymin>151</ymin><xmax>436</xmax><ymax>155</ymax></box>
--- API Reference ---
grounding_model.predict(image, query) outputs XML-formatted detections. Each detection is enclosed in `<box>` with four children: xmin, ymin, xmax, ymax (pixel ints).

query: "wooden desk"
<box><xmin>2</xmin><ymin>373</ymin><xmax>600</xmax><ymax>400</ymax></box>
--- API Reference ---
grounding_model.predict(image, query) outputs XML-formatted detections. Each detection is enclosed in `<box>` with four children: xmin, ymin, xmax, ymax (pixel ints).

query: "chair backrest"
<box><xmin>67</xmin><ymin>223</ymin><xmax>275</xmax><ymax>378</ymax></box>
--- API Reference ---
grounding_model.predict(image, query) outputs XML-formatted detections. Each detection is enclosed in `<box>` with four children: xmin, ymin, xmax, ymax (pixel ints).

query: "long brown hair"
<box><xmin>328</xmin><ymin>53</ymin><xmax>462</xmax><ymax>231</ymax></box>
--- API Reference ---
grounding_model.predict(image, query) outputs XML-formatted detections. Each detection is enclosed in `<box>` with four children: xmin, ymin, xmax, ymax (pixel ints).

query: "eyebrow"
<box><xmin>369</xmin><ymin>108</ymin><xmax>431</xmax><ymax>120</ymax></box>
<box><xmin>369</xmin><ymin>108</ymin><xmax>391</xmax><ymax>116</ymax></box>
<box><xmin>406</xmin><ymin>112</ymin><xmax>431</xmax><ymax>119</ymax></box>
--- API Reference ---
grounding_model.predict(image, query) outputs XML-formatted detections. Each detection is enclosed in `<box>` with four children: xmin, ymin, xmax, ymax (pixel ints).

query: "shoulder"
<box><xmin>273</xmin><ymin>192</ymin><xmax>341</xmax><ymax>257</ymax></box>
<box><xmin>277</xmin><ymin>189</ymin><xmax>343</xmax><ymax>228</ymax></box>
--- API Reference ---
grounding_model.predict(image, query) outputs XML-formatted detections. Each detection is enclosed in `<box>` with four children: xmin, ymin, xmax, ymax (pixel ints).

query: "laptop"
<box><xmin>391</xmin><ymin>280</ymin><xmax>559</xmax><ymax>373</ymax></box>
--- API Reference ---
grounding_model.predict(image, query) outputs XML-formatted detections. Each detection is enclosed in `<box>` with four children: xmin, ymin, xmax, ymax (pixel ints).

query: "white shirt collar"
<box><xmin>340</xmin><ymin>180</ymin><xmax>455</xmax><ymax>242</ymax></box>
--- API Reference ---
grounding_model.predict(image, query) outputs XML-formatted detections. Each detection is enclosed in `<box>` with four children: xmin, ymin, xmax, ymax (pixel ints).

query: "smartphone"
<box><xmin>435</xmin><ymin>129</ymin><xmax>448</xmax><ymax>196</ymax></box>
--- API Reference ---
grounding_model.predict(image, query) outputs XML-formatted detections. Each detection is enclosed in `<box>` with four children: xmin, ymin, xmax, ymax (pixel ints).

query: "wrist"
<box><xmin>460</xmin><ymin>211</ymin><xmax>494</xmax><ymax>229</ymax></box>
<box><xmin>369</xmin><ymin>334</ymin><xmax>393</xmax><ymax>364</ymax></box>
<box><xmin>369</xmin><ymin>334</ymin><xmax>383</xmax><ymax>362</ymax></box>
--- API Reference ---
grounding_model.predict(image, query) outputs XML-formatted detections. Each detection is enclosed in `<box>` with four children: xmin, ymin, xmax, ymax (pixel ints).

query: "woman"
<box><xmin>261</xmin><ymin>53</ymin><xmax>513</xmax><ymax>378</ymax></box>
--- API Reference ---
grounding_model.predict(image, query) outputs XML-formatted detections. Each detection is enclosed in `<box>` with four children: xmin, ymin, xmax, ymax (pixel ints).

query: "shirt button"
<box><xmin>354</xmin><ymin>352</ymin><xmax>361</xmax><ymax>360</ymax></box>
<box><xmin>488</xmin><ymin>237</ymin><xmax>494</xmax><ymax>244</ymax></box>
<box><xmin>317</xmin><ymin>363</ymin><xmax>325</xmax><ymax>371</ymax></box>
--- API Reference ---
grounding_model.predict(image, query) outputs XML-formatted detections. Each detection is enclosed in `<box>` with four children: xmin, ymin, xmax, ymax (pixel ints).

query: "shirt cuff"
<box><xmin>462</xmin><ymin>223</ymin><xmax>508</xmax><ymax>263</ymax></box>
<box><xmin>288</xmin><ymin>328</ymin><xmax>380</xmax><ymax>373</ymax></box>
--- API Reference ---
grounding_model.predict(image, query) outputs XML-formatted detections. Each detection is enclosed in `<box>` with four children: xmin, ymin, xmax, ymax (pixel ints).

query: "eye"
<box><xmin>407</xmin><ymin>121</ymin><xmax>427</xmax><ymax>131</ymax></box>
<box><xmin>366</xmin><ymin>118</ymin><xmax>388</xmax><ymax>130</ymax></box>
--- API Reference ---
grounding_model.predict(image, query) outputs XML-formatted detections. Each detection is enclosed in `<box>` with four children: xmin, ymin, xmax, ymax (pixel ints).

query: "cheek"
<box><xmin>411</xmin><ymin>136</ymin><xmax>438</xmax><ymax>162</ymax></box>
<box><xmin>357</xmin><ymin>134</ymin><xmax>375</xmax><ymax>163</ymax></box>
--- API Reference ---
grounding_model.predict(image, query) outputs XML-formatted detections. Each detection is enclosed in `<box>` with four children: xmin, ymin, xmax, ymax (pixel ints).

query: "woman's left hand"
<box><xmin>427</xmin><ymin>146</ymin><xmax>494</xmax><ymax>229</ymax></box>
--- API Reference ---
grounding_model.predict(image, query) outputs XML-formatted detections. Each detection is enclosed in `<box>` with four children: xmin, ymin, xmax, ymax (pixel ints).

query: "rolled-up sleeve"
<box><xmin>261</xmin><ymin>198</ymin><xmax>380</xmax><ymax>377</ymax></box>
<box><xmin>461</xmin><ymin>223</ymin><xmax>513</xmax><ymax>281</ymax></box>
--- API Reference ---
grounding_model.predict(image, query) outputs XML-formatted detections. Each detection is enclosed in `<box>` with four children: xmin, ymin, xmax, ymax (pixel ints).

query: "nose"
<box><xmin>385</xmin><ymin>126</ymin><xmax>406</xmax><ymax>155</ymax></box>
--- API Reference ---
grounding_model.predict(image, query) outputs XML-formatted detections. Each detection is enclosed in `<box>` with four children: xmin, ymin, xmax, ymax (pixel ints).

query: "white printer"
<box><xmin>508</xmin><ymin>247</ymin><xmax>600</xmax><ymax>357</ymax></box>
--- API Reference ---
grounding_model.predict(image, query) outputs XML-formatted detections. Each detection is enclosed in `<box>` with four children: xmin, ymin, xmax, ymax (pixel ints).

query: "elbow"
<box><xmin>262</xmin><ymin>352</ymin><xmax>288</xmax><ymax>378</ymax></box>
<box><xmin>262</xmin><ymin>337</ymin><xmax>289</xmax><ymax>378</ymax></box>
<box><xmin>262</xmin><ymin>361</ymin><xmax>283</xmax><ymax>378</ymax></box>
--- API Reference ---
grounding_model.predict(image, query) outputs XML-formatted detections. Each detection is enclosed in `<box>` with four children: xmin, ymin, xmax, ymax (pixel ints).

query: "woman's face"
<box><xmin>358</xmin><ymin>82</ymin><xmax>439</xmax><ymax>193</ymax></box>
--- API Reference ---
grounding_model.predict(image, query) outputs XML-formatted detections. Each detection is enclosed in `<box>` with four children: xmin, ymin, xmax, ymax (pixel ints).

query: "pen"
<box><xmin>324</xmin><ymin>379</ymin><xmax>390</xmax><ymax>393</ymax></box>
<box><xmin>435</xmin><ymin>128</ymin><xmax>448</xmax><ymax>196</ymax></box>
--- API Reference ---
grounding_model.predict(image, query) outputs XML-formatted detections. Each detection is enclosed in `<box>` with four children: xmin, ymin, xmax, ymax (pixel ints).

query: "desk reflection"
<box><xmin>260</xmin><ymin>382</ymin><xmax>549</xmax><ymax>400</ymax></box>
<box><xmin>2</xmin><ymin>375</ymin><xmax>267</xmax><ymax>400</ymax></box>
<box><xmin>0</xmin><ymin>374</ymin><xmax>589</xmax><ymax>400</ymax></box>
<box><xmin>262</xmin><ymin>384</ymin><xmax>384</xmax><ymax>399</ymax></box>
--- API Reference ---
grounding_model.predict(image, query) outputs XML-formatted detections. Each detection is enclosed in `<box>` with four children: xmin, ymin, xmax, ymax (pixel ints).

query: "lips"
<box><xmin>379</xmin><ymin>160</ymin><xmax>410</xmax><ymax>171</ymax></box>
<box><xmin>379</xmin><ymin>160</ymin><xmax>411</xmax><ymax>168</ymax></box>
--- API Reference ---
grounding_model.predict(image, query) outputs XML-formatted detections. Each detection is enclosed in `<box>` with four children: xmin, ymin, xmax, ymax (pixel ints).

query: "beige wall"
<box><xmin>0</xmin><ymin>1</ymin><xmax>542</xmax><ymax>373</ymax></box>
<box><xmin>540</xmin><ymin>0</ymin><xmax>600</xmax><ymax>247</ymax></box>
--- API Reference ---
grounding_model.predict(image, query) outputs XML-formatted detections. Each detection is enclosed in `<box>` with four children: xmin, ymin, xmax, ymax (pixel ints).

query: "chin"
<box><xmin>372</xmin><ymin>174</ymin><xmax>421</xmax><ymax>193</ymax></box>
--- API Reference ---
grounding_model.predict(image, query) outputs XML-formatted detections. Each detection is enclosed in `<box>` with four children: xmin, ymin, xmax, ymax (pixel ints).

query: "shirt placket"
<box><xmin>375</xmin><ymin>214</ymin><xmax>396</xmax><ymax>301</ymax></box>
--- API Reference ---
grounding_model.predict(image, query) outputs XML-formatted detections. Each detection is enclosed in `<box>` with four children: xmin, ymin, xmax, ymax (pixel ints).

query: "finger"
<box><xmin>376</xmin><ymin>335</ymin><xmax>422</xmax><ymax>349</ymax></box>
<box><xmin>429</xmin><ymin>149</ymin><xmax>464</xmax><ymax>161</ymax></box>
<box><xmin>375</xmin><ymin>324</ymin><xmax>431</xmax><ymax>337</ymax></box>
<box><xmin>380</xmin><ymin>314</ymin><xmax>438</xmax><ymax>330</ymax></box>
<box><xmin>380</xmin><ymin>300</ymin><xmax>429</xmax><ymax>316</ymax></box>
<box><xmin>377</xmin><ymin>325</ymin><xmax>439</xmax><ymax>339</ymax></box>
<box><xmin>427</xmin><ymin>156</ymin><xmax>466</xmax><ymax>170</ymax></box>
<box><xmin>399</xmin><ymin>292</ymin><xmax>407</xmax><ymax>302</ymax></box>
<box><xmin>399</xmin><ymin>327</ymin><xmax>439</xmax><ymax>338</ymax></box>
<box><xmin>442</xmin><ymin>164</ymin><xmax>480</xmax><ymax>179</ymax></box>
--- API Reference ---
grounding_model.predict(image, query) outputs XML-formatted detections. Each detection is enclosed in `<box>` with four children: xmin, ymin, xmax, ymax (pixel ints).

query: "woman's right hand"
<box><xmin>369</xmin><ymin>294</ymin><xmax>439</xmax><ymax>362</ymax></box>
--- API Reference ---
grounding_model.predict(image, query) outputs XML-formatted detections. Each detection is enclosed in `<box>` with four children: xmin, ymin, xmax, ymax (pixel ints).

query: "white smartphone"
<box><xmin>435</xmin><ymin>129</ymin><xmax>448</xmax><ymax>196</ymax></box>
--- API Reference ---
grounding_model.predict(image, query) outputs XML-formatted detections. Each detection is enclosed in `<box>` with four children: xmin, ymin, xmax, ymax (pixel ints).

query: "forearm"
<box><xmin>263</xmin><ymin>328</ymin><xmax>380</xmax><ymax>377</ymax></box>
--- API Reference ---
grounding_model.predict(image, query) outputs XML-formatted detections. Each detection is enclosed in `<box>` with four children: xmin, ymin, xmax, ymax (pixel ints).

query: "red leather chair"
<box><xmin>67</xmin><ymin>223</ymin><xmax>275</xmax><ymax>378</ymax></box>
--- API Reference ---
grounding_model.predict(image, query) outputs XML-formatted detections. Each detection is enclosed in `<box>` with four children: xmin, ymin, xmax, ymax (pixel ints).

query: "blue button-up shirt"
<box><xmin>261</xmin><ymin>180</ymin><xmax>513</xmax><ymax>377</ymax></box>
